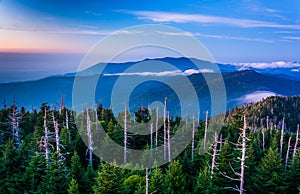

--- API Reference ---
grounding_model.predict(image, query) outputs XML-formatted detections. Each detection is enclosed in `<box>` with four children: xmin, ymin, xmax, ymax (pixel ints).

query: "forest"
<box><xmin>0</xmin><ymin>95</ymin><xmax>300</xmax><ymax>194</ymax></box>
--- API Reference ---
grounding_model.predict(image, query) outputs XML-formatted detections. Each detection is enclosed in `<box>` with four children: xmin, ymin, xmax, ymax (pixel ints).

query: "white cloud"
<box><xmin>237</xmin><ymin>91</ymin><xmax>277</xmax><ymax>104</ymax></box>
<box><xmin>157</xmin><ymin>31</ymin><xmax>273</xmax><ymax>43</ymax></box>
<box><xmin>283</xmin><ymin>36</ymin><xmax>300</xmax><ymax>41</ymax></box>
<box><xmin>233</xmin><ymin>61</ymin><xmax>300</xmax><ymax>69</ymax></box>
<box><xmin>126</xmin><ymin>11</ymin><xmax>300</xmax><ymax>30</ymax></box>
<box><xmin>0</xmin><ymin>26</ymin><xmax>143</xmax><ymax>36</ymax></box>
<box><xmin>103</xmin><ymin>68</ymin><xmax>214</xmax><ymax>77</ymax></box>
<box><xmin>291</xmin><ymin>68</ymin><xmax>300</xmax><ymax>72</ymax></box>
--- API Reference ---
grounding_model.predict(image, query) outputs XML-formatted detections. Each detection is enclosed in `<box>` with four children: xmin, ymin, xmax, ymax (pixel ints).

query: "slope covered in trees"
<box><xmin>0</xmin><ymin>96</ymin><xmax>299</xmax><ymax>193</ymax></box>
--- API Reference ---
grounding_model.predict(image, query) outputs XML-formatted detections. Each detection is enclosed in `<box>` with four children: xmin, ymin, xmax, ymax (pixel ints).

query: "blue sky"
<box><xmin>0</xmin><ymin>0</ymin><xmax>300</xmax><ymax>82</ymax></box>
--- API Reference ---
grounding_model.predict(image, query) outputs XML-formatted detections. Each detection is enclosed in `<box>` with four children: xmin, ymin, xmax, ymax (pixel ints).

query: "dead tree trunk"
<box><xmin>285</xmin><ymin>136</ymin><xmax>292</xmax><ymax>170</ymax></box>
<box><xmin>262</xmin><ymin>128</ymin><xmax>265</xmax><ymax>151</ymax></box>
<box><xmin>280</xmin><ymin>118</ymin><xmax>285</xmax><ymax>158</ymax></box>
<box><xmin>150</xmin><ymin>123</ymin><xmax>153</xmax><ymax>150</ymax></box>
<box><xmin>55</xmin><ymin>120</ymin><xmax>60</xmax><ymax>153</ymax></box>
<box><xmin>192</xmin><ymin>114</ymin><xmax>195</xmax><ymax>161</ymax></box>
<box><xmin>65</xmin><ymin>110</ymin><xmax>71</xmax><ymax>141</ymax></box>
<box><xmin>146</xmin><ymin>168</ymin><xmax>149</xmax><ymax>194</ymax></box>
<box><xmin>293</xmin><ymin>124</ymin><xmax>299</xmax><ymax>163</ymax></box>
<box><xmin>44</xmin><ymin>108</ymin><xmax>50</xmax><ymax>164</ymax></box>
<box><xmin>211</xmin><ymin>131</ymin><xmax>218</xmax><ymax>181</ymax></box>
<box><xmin>155</xmin><ymin>107</ymin><xmax>158</xmax><ymax>148</ymax></box>
<box><xmin>51</xmin><ymin>107</ymin><xmax>60</xmax><ymax>153</ymax></box>
<box><xmin>239</xmin><ymin>115</ymin><xmax>247</xmax><ymax>194</ymax></box>
<box><xmin>11</xmin><ymin>105</ymin><xmax>20</xmax><ymax>150</ymax></box>
<box><xmin>124</xmin><ymin>101</ymin><xmax>127</xmax><ymax>164</ymax></box>
<box><xmin>86</xmin><ymin>105</ymin><xmax>93</xmax><ymax>168</ymax></box>
<box><xmin>204</xmin><ymin>110</ymin><xmax>208</xmax><ymax>150</ymax></box>
<box><xmin>163</xmin><ymin>97</ymin><xmax>167</xmax><ymax>161</ymax></box>
<box><xmin>167</xmin><ymin>111</ymin><xmax>171</xmax><ymax>163</ymax></box>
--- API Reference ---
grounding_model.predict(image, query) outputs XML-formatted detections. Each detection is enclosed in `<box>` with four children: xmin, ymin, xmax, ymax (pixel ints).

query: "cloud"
<box><xmin>237</xmin><ymin>91</ymin><xmax>277</xmax><ymax>104</ymax></box>
<box><xmin>157</xmin><ymin>31</ymin><xmax>273</xmax><ymax>43</ymax></box>
<box><xmin>103</xmin><ymin>68</ymin><xmax>213</xmax><ymax>77</ymax></box>
<box><xmin>126</xmin><ymin>11</ymin><xmax>300</xmax><ymax>30</ymax></box>
<box><xmin>282</xmin><ymin>36</ymin><xmax>300</xmax><ymax>41</ymax></box>
<box><xmin>0</xmin><ymin>26</ymin><xmax>142</xmax><ymax>36</ymax></box>
<box><xmin>291</xmin><ymin>68</ymin><xmax>300</xmax><ymax>72</ymax></box>
<box><xmin>233</xmin><ymin>61</ymin><xmax>300</xmax><ymax>69</ymax></box>
<box><xmin>83</xmin><ymin>11</ymin><xmax>102</xmax><ymax>16</ymax></box>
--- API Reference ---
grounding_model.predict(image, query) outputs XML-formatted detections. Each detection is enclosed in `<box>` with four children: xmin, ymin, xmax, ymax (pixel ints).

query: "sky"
<box><xmin>1</xmin><ymin>0</ymin><xmax>300</xmax><ymax>82</ymax></box>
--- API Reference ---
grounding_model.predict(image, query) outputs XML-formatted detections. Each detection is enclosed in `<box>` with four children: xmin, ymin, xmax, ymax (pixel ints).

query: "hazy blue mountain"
<box><xmin>0</xmin><ymin>57</ymin><xmax>299</xmax><ymax>118</ymax></box>
<box><xmin>65</xmin><ymin>57</ymin><xmax>299</xmax><ymax>80</ymax></box>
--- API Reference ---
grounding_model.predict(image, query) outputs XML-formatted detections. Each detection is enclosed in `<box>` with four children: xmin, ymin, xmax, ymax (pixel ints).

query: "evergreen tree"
<box><xmin>23</xmin><ymin>153</ymin><xmax>47</xmax><ymax>193</ymax></box>
<box><xmin>70</xmin><ymin>151</ymin><xmax>86</xmax><ymax>193</ymax></box>
<box><xmin>253</xmin><ymin>147</ymin><xmax>285</xmax><ymax>193</ymax></box>
<box><xmin>68</xmin><ymin>178</ymin><xmax>80</xmax><ymax>194</ymax></box>
<box><xmin>123</xmin><ymin>174</ymin><xmax>145</xmax><ymax>194</ymax></box>
<box><xmin>194</xmin><ymin>166</ymin><xmax>216</xmax><ymax>194</ymax></box>
<box><xmin>38</xmin><ymin>152</ymin><xmax>69</xmax><ymax>194</ymax></box>
<box><xmin>93</xmin><ymin>162</ymin><xmax>123</xmax><ymax>194</ymax></box>
<box><xmin>149</xmin><ymin>168</ymin><xmax>166</xmax><ymax>194</ymax></box>
<box><xmin>165</xmin><ymin>160</ymin><xmax>186</xmax><ymax>194</ymax></box>
<box><xmin>0</xmin><ymin>139</ymin><xmax>23</xmax><ymax>193</ymax></box>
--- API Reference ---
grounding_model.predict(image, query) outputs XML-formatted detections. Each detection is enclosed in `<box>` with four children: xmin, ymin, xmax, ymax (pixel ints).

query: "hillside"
<box><xmin>228</xmin><ymin>95</ymin><xmax>300</xmax><ymax>132</ymax></box>
<box><xmin>0</xmin><ymin>95</ymin><xmax>299</xmax><ymax>193</ymax></box>
<box><xmin>1</xmin><ymin>69</ymin><xmax>300</xmax><ymax>117</ymax></box>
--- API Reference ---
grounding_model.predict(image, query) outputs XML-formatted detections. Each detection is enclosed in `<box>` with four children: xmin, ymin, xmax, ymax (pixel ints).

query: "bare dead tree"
<box><xmin>262</xmin><ymin>128</ymin><xmax>265</xmax><ymax>151</ymax></box>
<box><xmin>155</xmin><ymin>107</ymin><xmax>158</xmax><ymax>148</ymax></box>
<box><xmin>65</xmin><ymin>110</ymin><xmax>71</xmax><ymax>141</ymax></box>
<box><xmin>55</xmin><ymin>120</ymin><xmax>60</xmax><ymax>153</ymax></box>
<box><xmin>150</xmin><ymin>123</ymin><xmax>153</xmax><ymax>150</ymax></box>
<box><xmin>266</xmin><ymin>116</ymin><xmax>269</xmax><ymax>130</ymax></box>
<box><xmin>239</xmin><ymin>115</ymin><xmax>247</xmax><ymax>194</ymax></box>
<box><xmin>221</xmin><ymin>115</ymin><xmax>248</xmax><ymax>194</ymax></box>
<box><xmin>10</xmin><ymin>104</ymin><xmax>20</xmax><ymax>150</ymax></box>
<box><xmin>167</xmin><ymin>111</ymin><xmax>171</xmax><ymax>163</ymax></box>
<box><xmin>204</xmin><ymin>110</ymin><xmax>208</xmax><ymax>150</ymax></box>
<box><xmin>163</xmin><ymin>97</ymin><xmax>167</xmax><ymax>161</ymax></box>
<box><xmin>192</xmin><ymin>114</ymin><xmax>195</xmax><ymax>161</ymax></box>
<box><xmin>86</xmin><ymin>105</ymin><xmax>93</xmax><ymax>168</ymax></box>
<box><xmin>280</xmin><ymin>118</ymin><xmax>285</xmax><ymax>158</ymax></box>
<box><xmin>146</xmin><ymin>168</ymin><xmax>149</xmax><ymax>194</ymax></box>
<box><xmin>285</xmin><ymin>136</ymin><xmax>292</xmax><ymax>170</ymax></box>
<box><xmin>44</xmin><ymin>107</ymin><xmax>50</xmax><ymax>164</ymax></box>
<box><xmin>293</xmin><ymin>124</ymin><xmax>299</xmax><ymax>163</ymax></box>
<box><xmin>211</xmin><ymin>131</ymin><xmax>218</xmax><ymax>181</ymax></box>
<box><xmin>52</xmin><ymin>110</ymin><xmax>60</xmax><ymax>154</ymax></box>
<box><xmin>124</xmin><ymin>100</ymin><xmax>127</xmax><ymax>164</ymax></box>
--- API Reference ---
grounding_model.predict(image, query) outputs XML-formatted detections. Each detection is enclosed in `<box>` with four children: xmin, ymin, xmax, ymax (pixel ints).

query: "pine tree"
<box><xmin>0</xmin><ymin>139</ymin><xmax>23</xmax><ymax>193</ymax></box>
<box><xmin>149</xmin><ymin>168</ymin><xmax>166</xmax><ymax>194</ymax></box>
<box><xmin>23</xmin><ymin>153</ymin><xmax>47</xmax><ymax>193</ymax></box>
<box><xmin>39</xmin><ymin>152</ymin><xmax>69</xmax><ymax>194</ymax></box>
<box><xmin>253</xmin><ymin>147</ymin><xmax>285</xmax><ymax>193</ymax></box>
<box><xmin>194</xmin><ymin>166</ymin><xmax>215</xmax><ymax>193</ymax></box>
<box><xmin>93</xmin><ymin>162</ymin><xmax>122</xmax><ymax>194</ymax></box>
<box><xmin>70</xmin><ymin>151</ymin><xmax>86</xmax><ymax>193</ymax></box>
<box><xmin>165</xmin><ymin>160</ymin><xmax>186</xmax><ymax>194</ymax></box>
<box><xmin>68</xmin><ymin>178</ymin><xmax>80</xmax><ymax>194</ymax></box>
<box><xmin>123</xmin><ymin>174</ymin><xmax>145</xmax><ymax>194</ymax></box>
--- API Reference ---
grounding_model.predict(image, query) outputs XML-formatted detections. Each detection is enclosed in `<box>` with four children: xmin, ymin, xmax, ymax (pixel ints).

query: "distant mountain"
<box><xmin>66</xmin><ymin>57</ymin><xmax>300</xmax><ymax>81</ymax></box>
<box><xmin>0</xmin><ymin>58</ymin><xmax>300</xmax><ymax>118</ymax></box>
